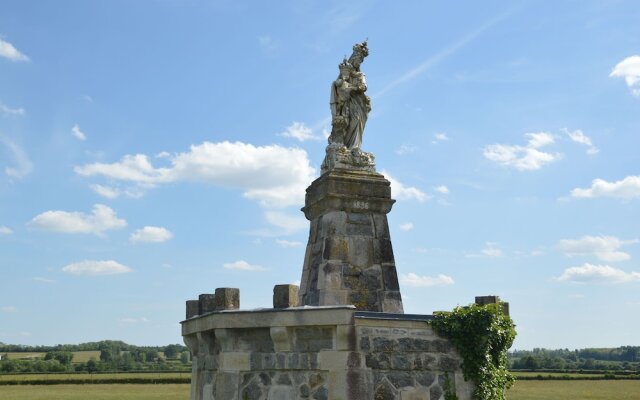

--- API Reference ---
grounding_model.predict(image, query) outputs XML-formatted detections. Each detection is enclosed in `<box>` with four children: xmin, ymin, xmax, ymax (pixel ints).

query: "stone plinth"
<box><xmin>182</xmin><ymin>306</ymin><xmax>474</xmax><ymax>400</ymax></box>
<box><xmin>299</xmin><ymin>168</ymin><xmax>403</xmax><ymax>313</ymax></box>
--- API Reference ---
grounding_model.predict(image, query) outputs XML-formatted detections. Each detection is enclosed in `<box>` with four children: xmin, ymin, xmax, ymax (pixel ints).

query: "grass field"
<box><xmin>507</xmin><ymin>380</ymin><xmax>640</xmax><ymax>399</ymax></box>
<box><xmin>512</xmin><ymin>371</ymin><xmax>613</xmax><ymax>378</ymax></box>
<box><xmin>0</xmin><ymin>384</ymin><xmax>190</xmax><ymax>400</ymax></box>
<box><xmin>1</xmin><ymin>380</ymin><xmax>640</xmax><ymax>399</ymax></box>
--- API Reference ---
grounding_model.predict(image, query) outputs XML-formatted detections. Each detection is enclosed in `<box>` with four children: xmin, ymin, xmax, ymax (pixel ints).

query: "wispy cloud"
<box><xmin>0</xmin><ymin>38</ymin><xmax>29</xmax><ymax>62</ymax></box>
<box><xmin>1</xmin><ymin>103</ymin><xmax>25</xmax><ymax>116</ymax></box>
<box><xmin>557</xmin><ymin>235</ymin><xmax>638</xmax><ymax>262</ymax></box>
<box><xmin>62</xmin><ymin>260</ymin><xmax>133</xmax><ymax>276</ymax></box>
<box><xmin>276</xmin><ymin>239</ymin><xmax>303</xmax><ymax>248</ymax></box>
<box><xmin>29</xmin><ymin>204</ymin><xmax>127</xmax><ymax>236</ymax></box>
<box><xmin>223</xmin><ymin>260</ymin><xmax>269</xmax><ymax>272</ymax></box>
<box><xmin>278</xmin><ymin>122</ymin><xmax>321</xmax><ymax>142</ymax></box>
<box><xmin>33</xmin><ymin>277</ymin><xmax>56</xmax><ymax>284</ymax></box>
<box><xmin>484</xmin><ymin>132</ymin><xmax>561</xmax><ymax>171</ymax></box>
<box><xmin>399</xmin><ymin>222</ymin><xmax>414</xmax><ymax>231</ymax></box>
<box><xmin>395</xmin><ymin>144</ymin><xmax>417</xmax><ymax>155</ymax></box>
<box><xmin>382</xmin><ymin>170</ymin><xmax>429</xmax><ymax>202</ymax></box>
<box><xmin>570</xmin><ymin>175</ymin><xmax>640</xmax><ymax>200</ymax></box>
<box><xmin>374</xmin><ymin>13</ymin><xmax>509</xmax><ymax>98</ymax></box>
<box><xmin>434</xmin><ymin>185</ymin><xmax>449</xmax><ymax>194</ymax></box>
<box><xmin>610</xmin><ymin>55</ymin><xmax>640</xmax><ymax>97</ymax></box>
<box><xmin>467</xmin><ymin>242</ymin><xmax>504</xmax><ymax>258</ymax></box>
<box><xmin>0</xmin><ymin>135</ymin><xmax>33</xmax><ymax>180</ymax></box>
<box><xmin>0</xmin><ymin>225</ymin><xmax>12</xmax><ymax>235</ymax></box>
<box><xmin>562</xmin><ymin>128</ymin><xmax>598</xmax><ymax>155</ymax></box>
<box><xmin>1</xmin><ymin>306</ymin><xmax>17</xmax><ymax>313</ymax></box>
<box><xmin>400</xmin><ymin>273</ymin><xmax>455</xmax><ymax>287</ymax></box>
<box><xmin>557</xmin><ymin>263</ymin><xmax>640</xmax><ymax>284</ymax></box>
<box><xmin>432</xmin><ymin>132</ymin><xmax>449</xmax><ymax>144</ymax></box>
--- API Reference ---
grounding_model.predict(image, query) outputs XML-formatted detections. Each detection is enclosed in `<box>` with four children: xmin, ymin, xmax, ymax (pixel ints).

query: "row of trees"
<box><xmin>0</xmin><ymin>340</ymin><xmax>188</xmax><ymax>357</ymax></box>
<box><xmin>0</xmin><ymin>341</ymin><xmax>191</xmax><ymax>374</ymax></box>
<box><xmin>509</xmin><ymin>346</ymin><xmax>640</xmax><ymax>371</ymax></box>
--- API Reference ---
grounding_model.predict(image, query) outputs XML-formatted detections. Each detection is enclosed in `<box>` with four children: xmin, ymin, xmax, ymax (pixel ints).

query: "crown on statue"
<box><xmin>339</xmin><ymin>58</ymin><xmax>352</xmax><ymax>71</ymax></box>
<box><xmin>352</xmin><ymin>40</ymin><xmax>369</xmax><ymax>57</ymax></box>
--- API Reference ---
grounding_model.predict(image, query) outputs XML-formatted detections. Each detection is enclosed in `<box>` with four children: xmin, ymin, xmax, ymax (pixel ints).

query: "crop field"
<box><xmin>0</xmin><ymin>372</ymin><xmax>189</xmax><ymax>383</ymax></box>
<box><xmin>0</xmin><ymin>384</ymin><xmax>190</xmax><ymax>400</ymax></box>
<box><xmin>507</xmin><ymin>380</ymin><xmax>640</xmax><ymax>399</ymax></box>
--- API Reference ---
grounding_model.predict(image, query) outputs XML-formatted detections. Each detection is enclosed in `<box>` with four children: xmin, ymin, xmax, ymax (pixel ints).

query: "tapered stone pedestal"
<box><xmin>299</xmin><ymin>168</ymin><xmax>404</xmax><ymax>313</ymax></box>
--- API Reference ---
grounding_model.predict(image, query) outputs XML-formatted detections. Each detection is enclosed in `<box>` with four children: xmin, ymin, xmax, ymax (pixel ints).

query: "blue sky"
<box><xmin>1</xmin><ymin>1</ymin><xmax>639</xmax><ymax>350</ymax></box>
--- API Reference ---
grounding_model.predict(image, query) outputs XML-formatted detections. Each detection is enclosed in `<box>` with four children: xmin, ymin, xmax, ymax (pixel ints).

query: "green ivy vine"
<box><xmin>431</xmin><ymin>302</ymin><xmax>516</xmax><ymax>400</ymax></box>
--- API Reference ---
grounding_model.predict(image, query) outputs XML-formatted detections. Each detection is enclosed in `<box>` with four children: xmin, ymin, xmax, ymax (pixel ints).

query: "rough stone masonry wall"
<box><xmin>182</xmin><ymin>307</ymin><xmax>474</xmax><ymax>400</ymax></box>
<box><xmin>356</xmin><ymin>321</ymin><xmax>473</xmax><ymax>400</ymax></box>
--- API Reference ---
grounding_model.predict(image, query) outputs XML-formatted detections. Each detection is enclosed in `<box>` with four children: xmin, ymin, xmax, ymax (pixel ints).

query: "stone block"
<box><xmin>381</xmin><ymin>264</ymin><xmax>400</xmax><ymax>291</ymax></box>
<box><xmin>219</xmin><ymin>352</ymin><xmax>250</xmax><ymax>372</ymax></box>
<box><xmin>475</xmin><ymin>295</ymin><xmax>509</xmax><ymax>316</ymax></box>
<box><xmin>199</xmin><ymin>294</ymin><xmax>216</xmax><ymax>314</ymax></box>
<box><xmin>346</xmin><ymin>212</ymin><xmax>374</xmax><ymax>236</ymax></box>
<box><xmin>323</xmin><ymin>236</ymin><xmax>349</xmax><ymax>261</ymax></box>
<box><xmin>273</xmin><ymin>284</ymin><xmax>300</xmax><ymax>308</ymax></box>
<box><xmin>215</xmin><ymin>288</ymin><xmax>240</xmax><ymax>310</ymax></box>
<box><xmin>347</xmin><ymin>237</ymin><xmax>373</xmax><ymax>268</ymax></box>
<box><xmin>400</xmin><ymin>387</ymin><xmax>430</xmax><ymax>400</ymax></box>
<box><xmin>186</xmin><ymin>300</ymin><xmax>199</xmax><ymax>319</ymax></box>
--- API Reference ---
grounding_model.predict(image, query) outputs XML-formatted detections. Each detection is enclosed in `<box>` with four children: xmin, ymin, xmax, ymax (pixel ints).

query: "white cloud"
<box><xmin>71</xmin><ymin>124</ymin><xmax>87</xmax><ymax>141</ymax></box>
<box><xmin>467</xmin><ymin>242</ymin><xmax>504</xmax><ymax>258</ymax></box>
<box><xmin>0</xmin><ymin>135</ymin><xmax>33</xmax><ymax>180</ymax></box>
<box><xmin>483</xmin><ymin>132</ymin><xmax>561</xmax><ymax>171</ymax></box>
<box><xmin>264</xmin><ymin>211</ymin><xmax>308</xmax><ymax>235</ymax></box>
<box><xmin>0</xmin><ymin>103</ymin><xmax>25</xmax><ymax>116</ymax></box>
<box><xmin>0</xmin><ymin>38</ymin><xmax>29</xmax><ymax>62</ymax></box>
<box><xmin>434</xmin><ymin>185</ymin><xmax>449</xmax><ymax>194</ymax></box>
<box><xmin>570</xmin><ymin>175</ymin><xmax>640</xmax><ymax>200</ymax></box>
<box><xmin>62</xmin><ymin>260</ymin><xmax>133</xmax><ymax>276</ymax></box>
<box><xmin>383</xmin><ymin>170</ymin><xmax>429</xmax><ymax>202</ymax></box>
<box><xmin>610</xmin><ymin>55</ymin><xmax>640</xmax><ymax>97</ymax></box>
<box><xmin>1</xmin><ymin>306</ymin><xmax>17</xmax><ymax>313</ymax></box>
<box><xmin>400</xmin><ymin>273</ymin><xmax>455</xmax><ymax>287</ymax></box>
<box><xmin>223</xmin><ymin>260</ymin><xmax>269</xmax><ymax>272</ymax></box>
<box><xmin>75</xmin><ymin>141</ymin><xmax>316</xmax><ymax>209</ymax></box>
<box><xmin>562</xmin><ymin>128</ymin><xmax>598</xmax><ymax>155</ymax></box>
<box><xmin>557</xmin><ymin>235</ymin><xmax>638</xmax><ymax>262</ymax></box>
<box><xmin>482</xmin><ymin>242</ymin><xmax>504</xmax><ymax>257</ymax></box>
<box><xmin>395</xmin><ymin>144</ymin><xmax>417</xmax><ymax>155</ymax></box>
<box><xmin>29</xmin><ymin>204</ymin><xmax>127</xmax><ymax>235</ymax></box>
<box><xmin>432</xmin><ymin>132</ymin><xmax>449</xmax><ymax>144</ymax></box>
<box><xmin>130</xmin><ymin>226</ymin><xmax>173</xmax><ymax>244</ymax></box>
<box><xmin>276</xmin><ymin>239</ymin><xmax>303</xmax><ymax>248</ymax></box>
<box><xmin>277</xmin><ymin>122</ymin><xmax>320</xmax><ymax>142</ymax></box>
<box><xmin>399</xmin><ymin>222</ymin><xmax>414</xmax><ymax>231</ymax></box>
<box><xmin>90</xmin><ymin>184</ymin><xmax>120</xmax><ymax>199</ymax></box>
<box><xmin>0</xmin><ymin>225</ymin><xmax>12</xmax><ymax>235</ymax></box>
<box><xmin>557</xmin><ymin>263</ymin><xmax>640</xmax><ymax>284</ymax></box>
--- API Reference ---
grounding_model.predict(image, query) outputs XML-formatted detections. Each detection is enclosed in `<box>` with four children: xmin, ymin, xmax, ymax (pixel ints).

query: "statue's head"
<box><xmin>339</xmin><ymin>58</ymin><xmax>352</xmax><ymax>78</ymax></box>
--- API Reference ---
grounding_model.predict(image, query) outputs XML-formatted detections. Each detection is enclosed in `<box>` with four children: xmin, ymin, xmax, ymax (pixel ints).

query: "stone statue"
<box><xmin>329</xmin><ymin>41</ymin><xmax>371</xmax><ymax>150</ymax></box>
<box><xmin>322</xmin><ymin>41</ymin><xmax>375</xmax><ymax>174</ymax></box>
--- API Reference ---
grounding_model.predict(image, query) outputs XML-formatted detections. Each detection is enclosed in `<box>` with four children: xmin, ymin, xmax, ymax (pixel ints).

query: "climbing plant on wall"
<box><xmin>431</xmin><ymin>302</ymin><xmax>516</xmax><ymax>400</ymax></box>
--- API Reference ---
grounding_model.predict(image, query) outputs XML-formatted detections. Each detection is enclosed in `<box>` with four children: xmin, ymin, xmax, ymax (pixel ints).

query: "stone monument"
<box><xmin>181</xmin><ymin>42</ymin><xmax>502</xmax><ymax>400</ymax></box>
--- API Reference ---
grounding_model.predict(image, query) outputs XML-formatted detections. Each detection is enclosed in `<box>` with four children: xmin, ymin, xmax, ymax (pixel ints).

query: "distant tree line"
<box><xmin>0</xmin><ymin>341</ymin><xmax>190</xmax><ymax>374</ymax></box>
<box><xmin>510</xmin><ymin>346</ymin><xmax>640</xmax><ymax>371</ymax></box>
